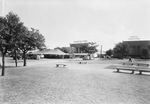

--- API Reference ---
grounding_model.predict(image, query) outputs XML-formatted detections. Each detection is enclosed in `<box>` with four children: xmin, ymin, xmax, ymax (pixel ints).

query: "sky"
<box><xmin>0</xmin><ymin>0</ymin><xmax>150</xmax><ymax>51</ymax></box>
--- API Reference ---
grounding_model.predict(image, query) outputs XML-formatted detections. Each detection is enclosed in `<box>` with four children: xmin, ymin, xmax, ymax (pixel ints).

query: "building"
<box><xmin>124</xmin><ymin>40</ymin><xmax>150</xmax><ymax>57</ymax></box>
<box><xmin>70</xmin><ymin>40</ymin><xmax>88</xmax><ymax>53</ymax></box>
<box><xmin>70</xmin><ymin>40</ymin><xmax>93</xmax><ymax>58</ymax></box>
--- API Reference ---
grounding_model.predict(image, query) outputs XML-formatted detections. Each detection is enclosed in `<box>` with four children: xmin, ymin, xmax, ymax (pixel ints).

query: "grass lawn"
<box><xmin>1</xmin><ymin>57</ymin><xmax>150</xmax><ymax>104</ymax></box>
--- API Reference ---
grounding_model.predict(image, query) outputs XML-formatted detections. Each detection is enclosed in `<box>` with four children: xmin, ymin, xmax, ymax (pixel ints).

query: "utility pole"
<box><xmin>100</xmin><ymin>45</ymin><xmax>102</xmax><ymax>58</ymax></box>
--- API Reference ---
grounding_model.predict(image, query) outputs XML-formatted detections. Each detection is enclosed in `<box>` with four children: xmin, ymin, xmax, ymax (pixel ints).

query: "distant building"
<box><xmin>124</xmin><ymin>40</ymin><xmax>150</xmax><ymax>57</ymax></box>
<box><xmin>70</xmin><ymin>40</ymin><xmax>88</xmax><ymax>53</ymax></box>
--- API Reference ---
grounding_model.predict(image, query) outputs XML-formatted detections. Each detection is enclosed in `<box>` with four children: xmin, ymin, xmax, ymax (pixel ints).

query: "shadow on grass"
<box><xmin>105</xmin><ymin>65</ymin><xmax>118</xmax><ymax>69</ymax></box>
<box><xmin>0</xmin><ymin>66</ymin><xmax>22</xmax><ymax>69</ymax></box>
<box><xmin>113</xmin><ymin>71</ymin><xmax>134</xmax><ymax>74</ymax></box>
<box><xmin>134</xmin><ymin>73</ymin><xmax>150</xmax><ymax>76</ymax></box>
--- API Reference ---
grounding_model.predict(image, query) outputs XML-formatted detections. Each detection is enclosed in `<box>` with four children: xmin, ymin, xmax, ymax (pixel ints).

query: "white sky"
<box><xmin>0</xmin><ymin>0</ymin><xmax>150</xmax><ymax>51</ymax></box>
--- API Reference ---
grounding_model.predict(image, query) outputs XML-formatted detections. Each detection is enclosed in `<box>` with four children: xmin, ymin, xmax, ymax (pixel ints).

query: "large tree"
<box><xmin>80</xmin><ymin>42</ymin><xmax>98</xmax><ymax>59</ymax></box>
<box><xmin>0</xmin><ymin>16</ymin><xmax>9</xmax><ymax>76</ymax></box>
<box><xmin>0</xmin><ymin>12</ymin><xmax>22</xmax><ymax>75</ymax></box>
<box><xmin>106</xmin><ymin>49</ymin><xmax>113</xmax><ymax>56</ymax></box>
<box><xmin>113</xmin><ymin>42</ymin><xmax>129</xmax><ymax>59</ymax></box>
<box><xmin>7</xmin><ymin>12</ymin><xmax>23</xmax><ymax>67</ymax></box>
<box><xmin>18</xmin><ymin>27</ymin><xmax>45</xmax><ymax>66</ymax></box>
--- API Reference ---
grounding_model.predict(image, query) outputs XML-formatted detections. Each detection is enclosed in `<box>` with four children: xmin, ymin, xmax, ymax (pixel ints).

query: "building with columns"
<box><xmin>70</xmin><ymin>40</ymin><xmax>88</xmax><ymax>53</ymax></box>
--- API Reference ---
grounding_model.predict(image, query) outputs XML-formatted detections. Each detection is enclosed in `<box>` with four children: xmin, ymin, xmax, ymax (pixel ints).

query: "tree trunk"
<box><xmin>14</xmin><ymin>50</ymin><xmax>18</xmax><ymax>67</ymax></box>
<box><xmin>1</xmin><ymin>53</ymin><xmax>5</xmax><ymax>76</ymax></box>
<box><xmin>23</xmin><ymin>51</ymin><xmax>26</xmax><ymax>66</ymax></box>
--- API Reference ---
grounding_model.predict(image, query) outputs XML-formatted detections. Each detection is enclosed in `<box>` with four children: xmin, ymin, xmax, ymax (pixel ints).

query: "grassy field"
<box><xmin>0</xmin><ymin>57</ymin><xmax>150</xmax><ymax>104</ymax></box>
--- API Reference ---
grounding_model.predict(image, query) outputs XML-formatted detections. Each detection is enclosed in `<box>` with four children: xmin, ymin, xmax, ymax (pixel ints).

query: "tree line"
<box><xmin>0</xmin><ymin>12</ymin><xmax>45</xmax><ymax>76</ymax></box>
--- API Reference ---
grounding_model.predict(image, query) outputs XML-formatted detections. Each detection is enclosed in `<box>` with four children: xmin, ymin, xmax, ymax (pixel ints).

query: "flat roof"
<box><xmin>124</xmin><ymin>40</ymin><xmax>150</xmax><ymax>42</ymax></box>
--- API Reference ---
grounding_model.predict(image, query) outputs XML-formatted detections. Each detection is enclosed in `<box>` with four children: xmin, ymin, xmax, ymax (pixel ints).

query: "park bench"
<box><xmin>116</xmin><ymin>67</ymin><xmax>136</xmax><ymax>74</ymax></box>
<box><xmin>115</xmin><ymin>62</ymin><xmax>150</xmax><ymax>75</ymax></box>
<box><xmin>56</xmin><ymin>64</ymin><xmax>67</xmax><ymax>67</ymax></box>
<box><xmin>134</xmin><ymin>63</ymin><xmax>150</xmax><ymax>74</ymax></box>
<box><xmin>79</xmin><ymin>62</ymin><xmax>87</xmax><ymax>64</ymax></box>
<box><xmin>137</xmin><ymin>69</ymin><xmax>150</xmax><ymax>75</ymax></box>
<box><xmin>134</xmin><ymin>63</ymin><xmax>149</xmax><ymax>67</ymax></box>
<box><xmin>122</xmin><ymin>62</ymin><xmax>133</xmax><ymax>66</ymax></box>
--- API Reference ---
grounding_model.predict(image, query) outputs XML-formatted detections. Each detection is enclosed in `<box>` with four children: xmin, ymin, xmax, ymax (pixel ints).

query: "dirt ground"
<box><xmin>1</xmin><ymin>57</ymin><xmax>150</xmax><ymax>104</ymax></box>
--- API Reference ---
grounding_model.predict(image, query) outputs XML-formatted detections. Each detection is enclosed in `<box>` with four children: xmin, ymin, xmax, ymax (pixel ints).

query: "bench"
<box><xmin>115</xmin><ymin>62</ymin><xmax>150</xmax><ymax>75</ymax></box>
<box><xmin>135</xmin><ymin>63</ymin><xmax>149</xmax><ymax>67</ymax></box>
<box><xmin>79</xmin><ymin>62</ymin><xmax>87</xmax><ymax>64</ymax></box>
<box><xmin>116</xmin><ymin>67</ymin><xmax>136</xmax><ymax>74</ymax></box>
<box><xmin>135</xmin><ymin>63</ymin><xmax>150</xmax><ymax>74</ymax></box>
<box><xmin>56</xmin><ymin>64</ymin><xmax>67</xmax><ymax>67</ymax></box>
<box><xmin>137</xmin><ymin>69</ymin><xmax>150</xmax><ymax>75</ymax></box>
<box><xmin>122</xmin><ymin>62</ymin><xmax>133</xmax><ymax>66</ymax></box>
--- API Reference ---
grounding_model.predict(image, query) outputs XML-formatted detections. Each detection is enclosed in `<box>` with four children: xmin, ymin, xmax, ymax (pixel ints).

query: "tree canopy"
<box><xmin>0</xmin><ymin>12</ymin><xmax>22</xmax><ymax>75</ymax></box>
<box><xmin>105</xmin><ymin>49</ymin><xmax>113</xmax><ymax>56</ymax></box>
<box><xmin>113</xmin><ymin>42</ymin><xmax>129</xmax><ymax>59</ymax></box>
<box><xmin>80</xmin><ymin>42</ymin><xmax>98</xmax><ymax>54</ymax></box>
<box><xmin>18</xmin><ymin>27</ymin><xmax>45</xmax><ymax>66</ymax></box>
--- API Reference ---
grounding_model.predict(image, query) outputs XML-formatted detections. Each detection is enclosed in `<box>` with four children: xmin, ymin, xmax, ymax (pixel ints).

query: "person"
<box><xmin>129</xmin><ymin>57</ymin><xmax>132</xmax><ymax>62</ymax></box>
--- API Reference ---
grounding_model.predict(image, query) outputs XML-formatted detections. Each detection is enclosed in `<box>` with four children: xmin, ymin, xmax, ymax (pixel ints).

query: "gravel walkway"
<box><xmin>1</xmin><ymin>58</ymin><xmax>150</xmax><ymax>104</ymax></box>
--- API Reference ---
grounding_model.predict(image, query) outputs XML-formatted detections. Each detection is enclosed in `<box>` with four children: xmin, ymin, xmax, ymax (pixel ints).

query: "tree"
<box><xmin>80</xmin><ymin>42</ymin><xmax>98</xmax><ymax>54</ymax></box>
<box><xmin>7</xmin><ymin>12</ymin><xmax>23</xmax><ymax>67</ymax></box>
<box><xmin>0</xmin><ymin>12</ymin><xmax>46</xmax><ymax>76</ymax></box>
<box><xmin>0</xmin><ymin>16</ymin><xmax>9</xmax><ymax>76</ymax></box>
<box><xmin>113</xmin><ymin>42</ymin><xmax>129</xmax><ymax>59</ymax></box>
<box><xmin>18</xmin><ymin>27</ymin><xmax>45</xmax><ymax>66</ymax></box>
<box><xmin>80</xmin><ymin>42</ymin><xmax>98</xmax><ymax>59</ymax></box>
<box><xmin>106</xmin><ymin>49</ymin><xmax>113</xmax><ymax>56</ymax></box>
<box><xmin>0</xmin><ymin>12</ymin><xmax>23</xmax><ymax>75</ymax></box>
<box><xmin>141</xmin><ymin>49</ymin><xmax>149</xmax><ymax>60</ymax></box>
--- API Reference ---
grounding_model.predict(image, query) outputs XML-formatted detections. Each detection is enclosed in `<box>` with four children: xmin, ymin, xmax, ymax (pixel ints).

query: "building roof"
<box><xmin>31</xmin><ymin>49</ymin><xmax>66</xmax><ymax>55</ymax></box>
<box><xmin>124</xmin><ymin>40</ymin><xmax>150</xmax><ymax>42</ymax></box>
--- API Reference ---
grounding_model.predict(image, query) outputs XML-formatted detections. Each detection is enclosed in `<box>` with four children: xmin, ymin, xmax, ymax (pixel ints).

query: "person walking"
<box><xmin>129</xmin><ymin>57</ymin><xmax>132</xmax><ymax>62</ymax></box>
